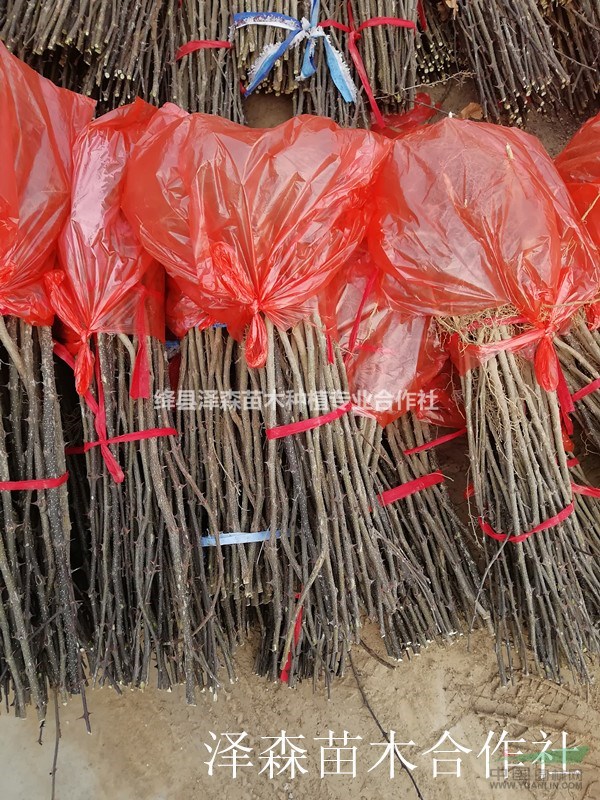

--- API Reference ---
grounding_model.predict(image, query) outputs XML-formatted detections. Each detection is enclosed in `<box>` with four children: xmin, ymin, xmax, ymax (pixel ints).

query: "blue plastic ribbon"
<box><xmin>201</xmin><ymin>529</ymin><xmax>282</xmax><ymax>547</ymax></box>
<box><xmin>231</xmin><ymin>0</ymin><xmax>357</xmax><ymax>101</ymax></box>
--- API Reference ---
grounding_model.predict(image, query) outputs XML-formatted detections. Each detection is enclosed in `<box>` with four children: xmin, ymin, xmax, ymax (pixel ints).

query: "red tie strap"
<box><xmin>572</xmin><ymin>482</ymin><xmax>600</xmax><ymax>499</ymax></box>
<box><xmin>478</xmin><ymin>502</ymin><xmax>575</xmax><ymax>544</ymax></box>
<box><xmin>322</xmin><ymin>3</ymin><xmax>416</xmax><ymax>128</ymax></box>
<box><xmin>66</xmin><ymin>428</ymin><xmax>177</xmax><ymax>457</ymax></box>
<box><xmin>0</xmin><ymin>472</ymin><xmax>69</xmax><ymax>492</ymax></box>
<box><xmin>280</xmin><ymin>591</ymin><xmax>304</xmax><ymax>684</ymax></box>
<box><xmin>266</xmin><ymin>401</ymin><xmax>352</xmax><ymax>440</ymax></box>
<box><xmin>326</xmin><ymin>333</ymin><xmax>335</xmax><ymax>365</ymax></box>
<box><xmin>345</xmin><ymin>268</ymin><xmax>378</xmax><ymax>360</ymax></box>
<box><xmin>175</xmin><ymin>40</ymin><xmax>232</xmax><ymax>61</ymax></box>
<box><xmin>55</xmin><ymin>342</ymin><xmax>177</xmax><ymax>484</ymax></box>
<box><xmin>377</xmin><ymin>470</ymin><xmax>444</xmax><ymax>507</ymax></box>
<box><xmin>403</xmin><ymin>426</ymin><xmax>467</xmax><ymax>456</ymax></box>
<box><xmin>572</xmin><ymin>377</ymin><xmax>600</xmax><ymax>403</ymax></box>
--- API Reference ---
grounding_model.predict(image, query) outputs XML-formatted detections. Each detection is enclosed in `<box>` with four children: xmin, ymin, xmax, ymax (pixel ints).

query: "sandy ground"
<box><xmin>1</xmin><ymin>628</ymin><xmax>599</xmax><ymax>800</ymax></box>
<box><xmin>1</xmin><ymin>80</ymin><xmax>600</xmax><ymax>800</ymax></box>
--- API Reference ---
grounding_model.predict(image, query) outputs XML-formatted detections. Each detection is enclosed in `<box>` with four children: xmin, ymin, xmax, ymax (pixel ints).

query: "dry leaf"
<box><xmin>445</xmin><ymin>0</ymin><xmax>459</xmax><ymax>18</ymax></box>
<box><xmin>459</xmin><ymin>102</ymin><xmax>484</xmax><ymax>120</ymax></box>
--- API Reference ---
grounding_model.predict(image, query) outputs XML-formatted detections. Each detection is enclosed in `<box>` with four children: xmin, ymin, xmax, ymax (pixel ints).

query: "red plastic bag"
<box><xmin>555</xmin><ymin>112</ymin><xmax>600</xmax><ymax>250</ymax></box>
<box><xmin>321</xmin><ymin>249</ymin><xmax>448</xmax><ymax>426</ymax></box>
<box><xmin>0</xmin><ymin>42</ymin><xmax>95</xmax><ymax>324</ymax></box>
<box><xmin>371</xmin><ymin>92</ymin><xmax>440</xmax><ymax>140</ymax></box>
<box><xmin>122</xmin><ymin>112</ymin><xmax>390</xmax><ymax>368</ymax></box>
<box><xmin>47</xmin><ymin>100</ymin><xmax>165</xmax><ymax>396</ymax></box>
<box><xmin>368</xmin><ymin>118</ymin><xmax>600</xmax><ymax>390</ymax></box>
<box><xmin>166</xmin><ymin>281</ymin><xmax>214</xmax><ymax>339</ymax></box>
<box><xmin>555</xmin><ymin>112</ymin><xmax>600</xmax><ymax>329</ymax></box>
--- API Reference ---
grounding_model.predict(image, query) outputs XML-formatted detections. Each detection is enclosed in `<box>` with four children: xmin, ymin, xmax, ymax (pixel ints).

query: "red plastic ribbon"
<box><xmin>478</xmin><ymin>502</ymin><xmax>575</xmax><ymax>544</ymax></box>
<box><xmin>346</xmin><ymin>268</ymin><xmax>378</xmax><ymax>359</ymax></box>
<box><xmin>403</xmin><ymin>426</ymin><xmax>467</xmax><ymax>456</ymax></box>
<box><xmin>556</xmin><ymin>364</ymin><xmax>575</xmax><ymax>436</ymax></box>
<box><xmin>175</xmin><ymin>40</ymin><xmax>232</xmax><ymax>61</ymax></box>
<box><xmin>130</xmin><ymin>286</ymin><xmax>150</xmax><ymax>400</ymax></box>
<box><xmin>459</xmin><ymin>325</ymin><xmax>571</xmax><ymax>401</ymax></box>
<box><xmin>322</xmin><ymin>3</ymin><xmax>416</xmax><ymax>128</ymax></box>
<box><xmin>567</xmin><ymin>456</ymin><xmax>580</xmax><ymax>468</ymax></box>
<box><xmin>326</xmin><ymin>333</ymin><xmax>334</xmax><ymax>365</ymax></box>
<box><xmin>0</xmin><ymin>472</ymin><xmax>69</xmax><ymax>492</ymax></box>
<box><xmin>377</xmin><ymin>470</ymin><xmax>444</xmax><ymax>507</ymax></box>
<box><xmin>572</xmin><ymin>376</ymin><xmax>600</xmax><ymax>403</ymax></box>
<box><xmin>417</xmin><ymin>0</ymin><xmax>427</xmax><ymax>30</ymax></box>
<box><xmin>572</xmin><ymin>482</ymin><xmax>600</xmax><ymax>499</ymax></box>
<box><xmin>55</xmin><ymin>342</ymin><xmax>176</xmax><ymax>483</ymax></box>
<box><xmin>464</xmin><ymin>482</ymin><xmax>475</xmax><ymax>500</ymax></box>
<box><xmin>65</xmin><ymin>428</ymin><xmax>177</xmax><ymax>457</ymax></box>
<box><xmin>280</xmin><ymin>591</ymin><xmax>303</xmax><ymax>684</ymax></box>
<box><xmin>266</xmin><ymin>401</ymin><xmax>352</xmax><ymax>440</ymax></box>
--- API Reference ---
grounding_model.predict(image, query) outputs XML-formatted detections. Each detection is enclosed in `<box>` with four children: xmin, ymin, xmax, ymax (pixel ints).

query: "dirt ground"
<box><xmin>1</xmin><ymin>82</ymin><xmax>600</xmax><ymax>800</ymax></box>
<box><xmin>1</xmin><ymin>628</ymin><xmax>599</xmax><ymax>800</ymax></box>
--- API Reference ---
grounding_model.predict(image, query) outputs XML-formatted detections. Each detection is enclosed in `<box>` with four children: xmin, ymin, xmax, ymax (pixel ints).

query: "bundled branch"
<box><xmin>422</xmin><ymin>0</ymin><xmax>570</xmax><ymax>124</ymax></box>
<box><xmin>0</xmin><ymin>0</ymin><xmax>173</xmax><ymax>110</ymax></box>
<box><xmin>176</xmin><ymin>319</ymin><xmax>451</xmax><ymax>686</ymax></box>
<box><xmin>176</xmin><ymin>327</ymin><xmax>275</xmax><ymax>652</ymax></box>
<box><xmin>541</xmin><ymin>0</ymin><xmax>600</xmax><ymax>114</ymax></box>
<box><xmin>556</xmin><ymin>314</ymin><xmax>600</xmax><ymax>454</ymax></box>
<box><xmin>163</xmin><ymin>0</ymin><xmax>244</xmax><ymax>121</ymax></box>
<box><xmin>67</xmin><ymin>334</ymin><xmax>233</xmax><ymax>702</ymax></box>
<box><xmin>361</xmin><ymin>413</ymin><xmax>489</xmax><ymax>645</ymax></box>
<box><xmin>450</xmin><ymin>318</ymin><xmax>600</xmax><ymax>682</ymax></box>
<box><xmin>0</xmin><ymin>319</ymin><xmax>85</xmax><ymax>719</ymax></box>
<box><xmin>294</xmin><ymin>0</ymin><xmax>420</xmax><ymax>123</ymax></box>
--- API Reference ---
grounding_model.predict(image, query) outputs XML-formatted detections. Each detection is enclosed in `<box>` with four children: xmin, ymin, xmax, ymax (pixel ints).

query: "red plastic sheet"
<box><xmin>0</xmin><ymin>42</ymin><xmax>95</xmax><ymax>325</ymax></box>
<box><xmin>368</xmin><ymin>118</ymin><xmax>600</xmax><ymax>391</ymax></box>
<box><xmin>371</xmin><ymin>92</ymin><xmax>439</xmax><ymax>139</ymax></box>
<box><xmin>122</xmin><ymin>113</ymin><xmax>390</xmax><ymax>368</ymax></box>
<box><xmin>47</xmin><ymin>100</ymin><xmax>165</xmax><ymax>396</ymax></box>
<box><xmin>321</xmin><ymin>249</ymin><xmax>449</xmax><ymax>426</ymax></box>
<box><xmin>555</xmin><ymin>112</ymin><xmax>600</xmax><ymax>250</ymax></box>
<box><xmin>166</xmin><ymin>281</ymin><xmax>215</xmax><ymax>339</ymax></box>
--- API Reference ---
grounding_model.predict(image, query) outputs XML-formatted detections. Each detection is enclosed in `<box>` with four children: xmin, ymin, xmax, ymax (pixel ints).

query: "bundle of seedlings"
<box><xmin>0</xmin><ymin>44</ymin><xmax>94</xmax><ymax>717</ymax></box>
<box><xmin>554</xmin><ymin>313</ymin><xmax>600</xmax><ymax>454</ymax></box>
<box><xmin>369</xmin><ymin>117</ymin><xmax>600</xmax><ymax>682</ymax></box>
<box><xmin>291</xmin><ymin>0</ymin><xmax>422</xmax><ymax>123</ymax></box>
<box><xmin>230</xmin><ymin>0</ymin><xmax>425</xmax><ymax>127</ymax></box>
<box><xmin>0</xmin><ymin>0</ymin><xmax>173</xmax><ymax>111</ymax></box>
<box><xmin>164</xmin><ymin>288</ymin><xmax>277</xmax><ymax>654</ymax></box>
<box><xmin>415</xmin><ymin>0</ymin><xmax>461</xmax><ymax>86</ymax></box>
<box><xmin>321</xmin><ymin>252</ymin><xmax>489</xmax><ymax>643</ymax></box>
<box><xmin>541</xmin><ymin>0</ymin><xmax>600</xmax><ymax>114</ymax></box>
<box><xmin>123</xmin><ymin>111</ymin><xmax>457</xmax><ymax>685</ymax></box>
<box><xmin>48</xmin><ymin>101</ymin><xmax>233</xmax><ymax>703</ymax></box>
<box><xmin>421</xmin><ymin>0</ymin><xmax>570</xmax><ymax>124</ymax></box>
<box><xmin>163</xmin><ymin>0</ymin><xmax>244</xmax><ymax>120</ymax></box>
<box><xmin>555</xmin><ymin>112</ymin><xmax>600</xmax><ymax>453</ymax></box>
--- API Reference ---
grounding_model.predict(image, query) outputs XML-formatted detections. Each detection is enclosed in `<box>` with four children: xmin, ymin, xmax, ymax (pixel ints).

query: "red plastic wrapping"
<box><xmin>122</xmin><ymin>112</ymin><xmax>390</xmax><ymax>368</ymax></box>
<box><xmin>555</xmin><ymin>113</ymin><xmax>600</xmax><ymax>329</ymax></box>
<box><xmin>0</xmin><ymin>42</ymin><xmax>95</xmax><ymax>324</ymax></box>
<box><xmin>368</xmin><ymin>118</ymin><xmax>600</xmax><ymax>390</ymax></box>
<box><xmin>555</xmin><ymin>112</ymin><xmax>600</xmax><ymax>250</ymax></box>
<box><xmin>47</xmin><ymin>100</ymin><xmax>165</xmax><ymax>396</ymax></box>
<box><xmin>371</xmin><ymin>92</ymin><xmax>440</xmax><ymax>139</ymax></box>
<box><xmin>321</xmin><ymin>250</ymin><xmax>448</xmax><ymax>426</ymax></box>
<box><xmin>166</xmin><ymin>281</ymin><xmax>214</xmax><ymax>340</ymax></box>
